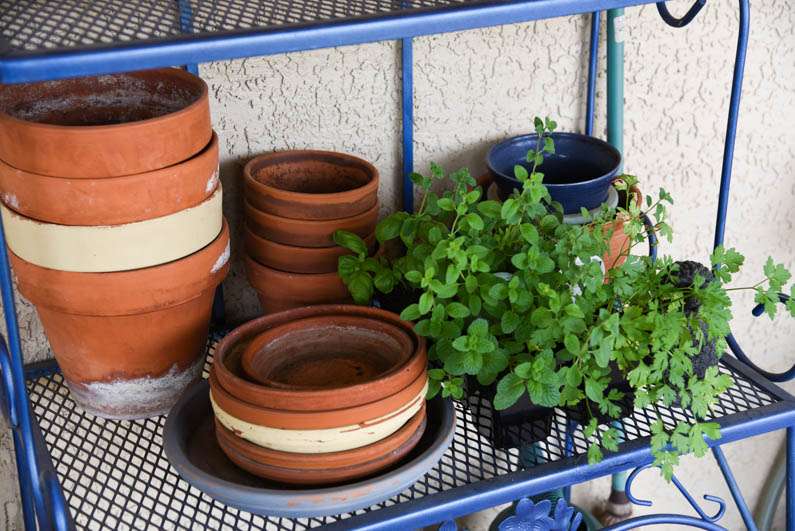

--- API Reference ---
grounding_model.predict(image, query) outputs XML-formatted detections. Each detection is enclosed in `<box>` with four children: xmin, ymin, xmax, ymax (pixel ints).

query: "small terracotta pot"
<box><xmin>244</xmin><ymin>255</ymin><xmax>351</xmax><ymax>313</ymax></box>
<box><xmin>0</xmin><ymin>68</ymin><xmax>211</xmax><ymax>178</ymax></box>
<box><xmin>0</xmin><ymin>132</ymin><xmax>219</xmax><ymax>226</ymax></box>
<box><xmin>243</xmin><ymin>150</ymin><xmax>379</xmax><ymax>220</ymax></box>
<box><xmin>244</xmin><ymin>227</ymin><xmax>376</xmax><ymax>274</ymax></box>
<box><xmin>211</xmin><ymin>305</ymin><xmax>427</xmax><ymax>410</ymax></box>
<box><xmin>9</xmin><ymin>221</ymin><xmax>231</xmax><ymax>419</ymax></box>
<box><xmin>602</xmin><ymin>185</ymin><xmax>643</xmax><ymax>271</ymax></box>
<box><xmin>214</xmin><ymin>406</ymin><xmax>425</xmax><ymax>485</ymax></box>
<box><xmin>245</xmin><ymin>200</ymin><xmax>378</xmax><ymax>248</ymax></box>
<box><xmin>241</xmin><ymin>315</ymin><xmax>415</xmax><ymax>393</ymax></box>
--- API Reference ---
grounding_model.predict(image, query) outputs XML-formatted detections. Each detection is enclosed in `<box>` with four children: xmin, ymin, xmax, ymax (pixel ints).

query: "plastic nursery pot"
<box><xmin>0</xmin><ymin>132</ymin><xmax>219</xmax><ymax>226</ymax></box>
<box><xmin>566</xmin><ymin>363</ymin><xmax>635</xmax><ymax>426</ymax></box>
<box><xmin>214</xmin><ymin>406</ymin><xmax>426</xmax><ymax>485</ymax></box>
<box><xmin>602</xmin><ymin>185</ymin><xmax>643</xmax><ymax>272</ymax></box>
<box><xmin>211</xmin><ymin>304</ymin><xmax>427</xmax><ymax>410</ymax></box>
<box><xmin>376</xmin><ymin>285</ymin><xmax>422</xmax><ymax>315</ymax></box>
<box><xmin>244</xmin><ymin>255</ymin><xmax>352</xmax><ymax>313</ymax></box>
<box><xmin>244</xmin><ymin>227</ymin><xmax>376</xmax><ymax>274</ymax></box>
<box><xmin>240</xmin><ymin>315</ymin><xmax>415</xmax><ymax>394</ymax></box>
<box><xmin>244</xmin><ymin>150</ymin><xmax>379</xmax><ymax>220</ymax></box>
<box><xmin>245</xmin><ymin>200</ymin><xmax>378</xmax><ymax>248</ymax></box>
<box><xmin>465</xmin><ymin>379</ymin><xmax>554</xmax><ymax>450</ymax></box>
<box><xmin>0</xmin><ymin>68</ymin><xmax>211</xmax><ymax>178</ymax></box>
<box><xmin>209</xmin><ymin>370</ymin><xmax>427</xmax><ymax>453</ymax></box>
<box><xmin>487</xmin><ymin>132</ymin><xmax>621</xmax><ymax>214</ymax></box>
<box><xmin>9</xmin><ymin>221</ymin><xmax>231</xmax><ymax>419</ymax></box>
<box><xmin>1</xmin><ymin>186</ymin><xmax>223</xmax><ymax>273</ymax></box>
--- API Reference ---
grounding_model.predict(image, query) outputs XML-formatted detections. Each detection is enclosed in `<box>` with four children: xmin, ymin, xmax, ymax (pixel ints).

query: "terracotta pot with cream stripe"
<box><xmin>0</xmin><ymin>68</ymin><xmax>211</xmax><ymax>178</ymax></box>
<box><xmin>10</xmin><ymin>221</ymin><xmax>231</xmax><ymax>419</ymax></box>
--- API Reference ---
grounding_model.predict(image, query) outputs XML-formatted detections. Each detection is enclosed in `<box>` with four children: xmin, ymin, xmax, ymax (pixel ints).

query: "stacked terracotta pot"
<box><xmin>0</xmin><ymin>68</ymin><xmax>230</xmax><ymax>419</ymax></box>
<box><xmin>209</xmin><ymin>305</ymin><xmax>428</xmax><ymax>485</ymax></box>
<box><xmin>242</xmin><ymin>151</ymin><xmax>379</xmax><ymax>313</ymax></box>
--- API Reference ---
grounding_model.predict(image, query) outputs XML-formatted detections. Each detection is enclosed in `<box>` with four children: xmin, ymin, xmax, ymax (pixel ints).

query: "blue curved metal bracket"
<box><xmin>604</xmin><ymin>514</ymin><xmax>726</xmax><ymax>530</ymax></box>
<box><xmin>656</xmin><ymin>0</ymin><xmax>707</xmax><ymax>28</ymax></box>
<box><xmin>498</xmin><ymin>498</ymin><xmax>583</xmax><ymax>531</ymax></box>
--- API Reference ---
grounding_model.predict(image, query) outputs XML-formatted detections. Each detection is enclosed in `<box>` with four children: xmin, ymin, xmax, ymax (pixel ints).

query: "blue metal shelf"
<box><xmin>0</xmin><ymin>0</ymin><xmax>661</xmax><ymax>83</ymax></box>
<box><xmin>22</xmin><ymin>336</ymin><xmax>795</xmax><ymax>530</ymax></box>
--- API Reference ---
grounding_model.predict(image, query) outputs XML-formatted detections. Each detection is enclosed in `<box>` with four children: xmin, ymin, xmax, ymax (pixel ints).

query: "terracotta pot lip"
<box><xmin>244</xmin><ymin>225</ymin><xmax>375</xmax><ymax>252</ymax></box>
<box><xmin>240</xmin><ymin>314</ymin><xmax>415</xmax><ymax>392</ymax></box>
<box><xmin>0</xmin><ymin>131</ymin><xmax>218</xmax><ymax>184</ymax></box>
<box><xmin>212</xmin><ymin>305</ymin><xmax>427</xmax><ymax>412</ymax></box>
<box><xmin>0</xmin><ymin>68</ymin><xmax>208</xmax><ymax>134</ymax></box>
<box><xmin>245</xmin><ymin>199</ymin><xmax>379</xmax><ymax>226</ymax></box>
<box><xmin>243</xmin><ymin>255</ymin><xmax>343</xmax><ymax>280</ymax></box>
<box><xmin>243</xmin><ymin>150</ymin><xmax>379</xmax><ymax>205</ymax></box>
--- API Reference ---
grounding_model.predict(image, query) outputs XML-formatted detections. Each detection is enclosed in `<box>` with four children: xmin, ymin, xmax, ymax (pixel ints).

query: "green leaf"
<box><xmin>477</xmin><ymin>200</ymin><xmax>502</xmax><ymax>219</ymax></box>
<box><xmin>501</xmin><ymin>198</ymin><xmax>520</xmax><ymax>223</ymax></box>
<box><xmin>375</xmin><ymin>215</ymin><xmax>403</xmax><ymax>243</ymax></box>
<box><xmin>501</xmin><ymin>311</ymin><xmax>520</xmax><ymax>333</ymax></box>
<box><xmin>585</xmin><ymin>378</ymin><xmax>605</xmax><ymax>404</ymax></box>
<box><xmin>587</xmin><ymin>444</ymin><xmax>603</xmax><ymax>465</ymax></box>
<box><xmin>452</xmin><ymin>336</ymin><xmax>469</xmax><ymax>352</ymax></box>
<box><xmin>437</xmin><ymin>198</ymin><xmax>455</xmax><ymax>211</ymax></box>
<box><xmin>337</xmin><ymin>254</ymin><xmax>359</xmax><ymax>279</ymax></box>
<box><xmin>400</xmin><ymin>304</ymin><xmax>421</xmax><ymax>321</ymax></box>
<box><xmin>519</xmin><ymin>224</ymin><xmax>539</xmax><ymax>245</ymax></box>
<box><xmin>405</xmin><ymin>270</ymin><xmax>423</xmax><ymax>283</ymax></box>
<box><xmin>447</xmin><ymin>302</ymin><xmax>470</xmax><ymax>319</ymax></box>
<box><xmin>514</xmin><ymin>362</ymin><xmax>533</xmax><ymax>379</ymax></box>
<box><xmin>333</xmin><ymin>230</ymin><xmax>367</xmax><ymax>255</ymax></box>
<box><xmin>514</xmin><ymin>164</ymin><xmax>529</xmax><ymax>181</ymax></box>
<box><xmin>543</xmin><ymin>136</ymin><xmax>555</xmax><ymax>154</ymax></box>
<box><xmin>464</xmin><ymin>213</ymin><xmax>484</xmax><ymax>231</ymax></box>
<box><xmin>418</xmin><ymin>292</ymin><xmax>434</xmax><ymax>314</ymax></box>
<box><xmin>346</xmin><ymin>271</ymin><xmax>373</xmax><ymax>304</ymax></box>
<box><xmin>444</xmin><ymin>349</ymin><xmax>482</xmax><ymax>376</ymax></box>
<box><xmin>468</xmin><ymin>318</ymin><xmax>489</xmax><ymax>337</ymax></box>
<box><xmin>489</xmin><ymin>283</ymin><xmax>508</xmax><ymax>300</ymax></box>
<box><xmin>445</xmin><ymin>265</ymin><xmax>461</xmax><ymax>284</ymax></box>
<box><xmin>527</xmin><ymin>379</ymin><xmax>560</xmax><ymax>407</ymax></box>
<box><xmin>373</xmin><ymin>269</ymin><xmax>396</xmax><ymax>293</ymax></box>
<box><xmin>564</xmin><ymin>303</ymin><xmax>584</xmax><ymax>318</ymax></box>
<box><xmin>430</xmin><ymin>279</ymin><xmax>458</xmax><ymax>298</ymax></box>
<box><xmin>564</xmin><ymin>334</ymin><xmax>580</xmax><ymax>355</ymax></box>
<box><xmin>494</xmin><ymin>373</ymin><xmax>526</xmax><ymax>410</ymax></box>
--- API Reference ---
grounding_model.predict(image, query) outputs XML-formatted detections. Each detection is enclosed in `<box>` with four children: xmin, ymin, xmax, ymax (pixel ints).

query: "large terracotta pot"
<box><xmin>212</xmin><ymin>305</ymin><xmax>427</xmax><ymax>410</ymax></box>
<box><xmin>245</xmin><ymin>200</ymin><xmax>377</xmax><ymax>248</ymax></box>
<box><xmin>0</xmin><ymin>68</ymin><xmax>211</xmax><ymax>177</ymax></box>
<box><xmin>9</xmin><ymin>221</ymin><xmax>231</xmax><ymax>419</ymax></box>
<box><xmin>244</xmin><ymin>255</ymin><xmax>351</xmax><ymax>313</ymax></box>
<box><xmin>244</xmin><ymin>227</ymin><xmax>376</xmax><ymax>274</ymax></box>
<box><xmin>0</xmin><ymin>132</ymin><xmax>219</xmax><ymax>225</ymax></box>
<box><xmin>243</xmin><ymin>150</ymin><xmax>379</xmax><ymax>220</ymax></box>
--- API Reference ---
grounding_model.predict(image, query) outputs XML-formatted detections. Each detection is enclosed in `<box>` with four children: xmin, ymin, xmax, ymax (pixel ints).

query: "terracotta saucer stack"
<box><xmin>209</xmin><ymin>305</ymin><xmax>428</xmax><ymax>486</ymax></box>
<box><xmin>242</xmin><ymin>150</ymin><xmax>379</xmax><ymax>313</ymax></box>
<box><xmin>0</xmin><ymin>68</ymin><xmax>229</xmax><ymax>419</ymax></box>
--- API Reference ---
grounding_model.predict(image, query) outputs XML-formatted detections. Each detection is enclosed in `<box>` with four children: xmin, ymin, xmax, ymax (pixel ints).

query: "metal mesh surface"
<box><xmin>0</xmin><ymin>0</ymin><xmax>482</xmax><ymax>54</ymax></box>
<box><xmin>26</xmin><ymin>335</ymin><xmax>781</xmax><ymax>530</ymax></box>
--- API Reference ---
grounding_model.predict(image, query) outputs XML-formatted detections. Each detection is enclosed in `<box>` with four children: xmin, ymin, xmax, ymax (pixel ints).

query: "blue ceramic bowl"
<box><xmin>487</xmin><ymin>132</ymin><xmax>622</xmax><ymax>214</ymax></box>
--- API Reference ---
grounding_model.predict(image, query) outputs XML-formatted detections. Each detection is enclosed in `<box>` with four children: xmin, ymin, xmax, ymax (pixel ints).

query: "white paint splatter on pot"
<box><xmin>211</xmin><ymin>241</ymin><xmax>231</xmax><ymax>274</ymax></box>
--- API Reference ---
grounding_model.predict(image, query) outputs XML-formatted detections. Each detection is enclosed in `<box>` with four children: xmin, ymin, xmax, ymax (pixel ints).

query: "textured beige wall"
<box><xmin>1</xmin><ymin>0</ymin><xmax>794</xmax><ymax>528</ymax></box>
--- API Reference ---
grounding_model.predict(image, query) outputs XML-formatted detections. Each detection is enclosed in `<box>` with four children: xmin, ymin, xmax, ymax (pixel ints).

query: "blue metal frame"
<box><xmin>1</xmin><ymin>0</ymin><xmax>794</xmax><ymax>529</ymax></box>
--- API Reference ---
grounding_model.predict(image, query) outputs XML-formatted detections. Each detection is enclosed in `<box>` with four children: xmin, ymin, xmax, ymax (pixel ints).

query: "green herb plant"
<box><xmin>334</xmin><ymin>117</ymin><xmax>795</xmax><ymax>478</ymax></box>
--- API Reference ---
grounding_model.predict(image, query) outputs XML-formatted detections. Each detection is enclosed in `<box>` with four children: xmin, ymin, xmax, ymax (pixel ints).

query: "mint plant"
<box><xmin>334</xmin><ymin>117</ymin><xmax>795</xmax><ymax>478</ymax></box>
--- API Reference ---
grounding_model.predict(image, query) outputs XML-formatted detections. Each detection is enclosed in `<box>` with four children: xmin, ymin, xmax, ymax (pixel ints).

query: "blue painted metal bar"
<box><xmin>788</xmin><ymin>427</ymin><xmax>795</xmax><ymax>531</ymax></box>
<box><xmin>401</xmin><ymin>37</ymin><xmax>415</xmax><ymax>213</ymax></box>
<box><xmin>0</xmin><ymin>0</ymin><xmax>661</xmax><ymax>84</ymax></box>
<box><xmin>711</xmin><ymin>446</ymin><xmax>757</xmax><ymax>530</ymax></box>
<box><xmin>603</xmin><ymin>514</ymin><xmax>726</xmax><ymax>530</ymax></box>
<box><xmin>656</xmin><ymin>0</ymin><xmax>707</xmax><ymax>28</ymax></box>
<box><xmin>585</xmin><ymin>11</ymin><xmax>600</xmax><ymax>137</ymax></box>
<box><xmin>177</xmin><ymin>0</ymin><xmax>199</xmax><ymax>75</ymax></box>
<box><xmin>712</xmin><ymin>0</ymin><xmax>749</xmax><ymax>249</ymax></box>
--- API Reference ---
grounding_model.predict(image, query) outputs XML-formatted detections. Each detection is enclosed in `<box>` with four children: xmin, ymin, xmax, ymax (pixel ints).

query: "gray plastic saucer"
<box><xmin>163</xmin><ymin>380</ymin><xmax>456</xmax><ymax>518</ymax></box>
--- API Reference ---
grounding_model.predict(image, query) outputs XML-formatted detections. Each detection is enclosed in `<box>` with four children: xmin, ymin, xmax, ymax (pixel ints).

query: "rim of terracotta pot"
<box><xmin>240</xmin><ymin>314</ymin><xmax>416</xmax><ymax>395</ymax></box>
<box><xmin>0</xmin><ymin>132</ymin><xmax>219</xmax><ymax>226</ymax></box>
<box><xmin>2</xmin><ymin>186</ymin><xmax>222</xmax><ymax>272</ymax></box>
<box><xmin>244</xmin><ymin>199</ymin><xmax>378</xmax><ymax>248</ymax></box>
<box><xmin>0</xmin><ymin>68</ymin><xmax>211</xmax><ymax>178</ymax></box>
<box><xmin>244</xmin><ymin>226</ymin><xmax>376</xmax><ymax>274</ymax></box>
<box><xmin>209</xmin><ymin>364</ymin><xmax>427</xmax><ymax>429</ymax></box>
<box><xmin>212</xmin><ymin>305</ymin><xmax>427</xmax><ymax>410</ymax></box>
<box><xmin>10</xmin><ymin>219</ymin><xmax>230</xmax><ymax>316</ymax></box>
<box><xmin>214</xmin><ymin>407</ymin><xmax>426</xmax><ymax>485</ymax></box>
<box><xmin>214</xmin><ymin>404</ymin><xmax>426</xmax><ymax>470</ymax></box>
<box><xmin>243</xmin><ymin>150</ymin><xmax>379</xmax><ymax>221</ymax></box>
<box><xmin>210</xmin><ymin>380</ymin><xmax>426</xmax><ymax>453</ymax></box>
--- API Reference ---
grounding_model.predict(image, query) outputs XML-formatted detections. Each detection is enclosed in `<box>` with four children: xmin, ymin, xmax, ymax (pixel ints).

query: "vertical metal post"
<box><xmin>177</xmin><ymin>0</ymin><xmax>199</xmax><ymax>75</ymax></box>
<box><xmin>788</xmin><ymin>427</ymin><xmax>795</xmax><ymax>531</ymax></box>
<box><xmin>712</xmin><ymin>0</ymin><xmax>749</xmax><ymax>249</ymax></box>
<box><xmin>712</xmin><ymin>446</ymin><xmax>756</xmax><ymax>530</ymax></box>
<box><xmin>401</xmin><ymin>37</ymin><xmax>415</xmax><ymax>213</ymax></box>
<box><xmin>585</xmin><ymin>12</ymin><xmax>600</xmax><ymax>137</ymax></box>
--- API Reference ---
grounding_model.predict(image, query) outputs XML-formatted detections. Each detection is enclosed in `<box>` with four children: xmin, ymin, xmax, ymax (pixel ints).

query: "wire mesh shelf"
<box><xmin>23</xmin><ymin>331</ymin><xmax>791</xmax><ymax>530</ymax></box>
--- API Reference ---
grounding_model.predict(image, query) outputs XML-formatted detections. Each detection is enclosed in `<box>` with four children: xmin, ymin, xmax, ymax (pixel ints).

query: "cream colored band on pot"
<box><xmin>2</xmin><ymin>187</ymin><xmax>223</xmax><ymax>273</ymax></box>
<box><xmin>211</xmin><ymin>383</ymin><xmax>427</xmax><ymax>454</ymax></box>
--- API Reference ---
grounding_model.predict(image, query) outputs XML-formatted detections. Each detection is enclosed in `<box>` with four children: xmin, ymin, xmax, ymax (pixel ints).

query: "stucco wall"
<box><xmin>1</xmin><ymin>0</ymin><xmax>794</xmax><ymax>528</ymax></box>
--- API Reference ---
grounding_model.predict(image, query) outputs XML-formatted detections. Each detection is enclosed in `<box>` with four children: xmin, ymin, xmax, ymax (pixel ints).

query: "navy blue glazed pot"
<box><xmin>487</xmin><ymin>132</ymin><xmax>622</xmax><ymax>214</ymax></box>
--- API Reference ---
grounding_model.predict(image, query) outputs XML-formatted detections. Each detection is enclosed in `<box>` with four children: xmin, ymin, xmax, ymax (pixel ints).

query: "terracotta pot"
<box><xmin>244</xmin><ymin>150</ymin><xmax>379</xmax><ymax>220</ymax></box>
<box><xmin>211</xmin><ymin>305</ymin><xmax>427</xmax><ymax>410</ymax></box>
<box><xmin>214</xmin><ymin>406</ymin><xmax>425</xmax><ymax>485</ymax></box>
<box><xmin>0</xmin><ymin>132</ymin><xmax>219</xmax><ymax>226</ymax></box>
<box><xmin>241</xmin><ymin>315</ymin><xmax>415</xmax><ymax>394</ymax></box>
<box><xmin>2</xmin><ymin>186</ymin><xmax>223</xmax><ymax>273</ymax></box>
<box><xmin>244</xmin><ymin>255</ymin><xmax>351</xmax><ymax>313</ymax></box>
<box><xmin>210</xmin><ymin>378</ymin><xmax>426</xmax><ymax>453</ymax></box>
<box><xmin>244</xmin><ymin>227</ymin><xmax>376</xmax><ymax>274</ymax></box>
<box><xmin>9</xmin><ymin>221</ymin><xmax>231</xmax><ymax>419</ymax></box>
<box><xmin>244</xmin><ymin>200</ymin><xmax>377</xmax><ymax>248</ymax></box>
<box><xmin>602</xmin><ymin>185</ymin><xmax>642</xmax><ymax>271</ymax></box>
<box><xmin>0</xmin><ymin>68</ymin><xmax>211</xmax><ymax>177</ymax></box>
